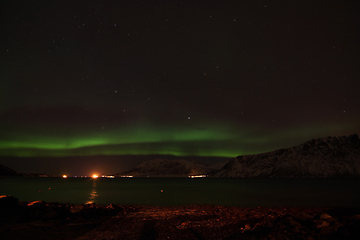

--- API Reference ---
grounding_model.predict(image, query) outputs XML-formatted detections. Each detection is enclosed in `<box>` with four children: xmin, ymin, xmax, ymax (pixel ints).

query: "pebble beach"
<box><xmin>1</xmin><ymin>195</ymin><xmax>360</xmax><ymax>240</ymax></box>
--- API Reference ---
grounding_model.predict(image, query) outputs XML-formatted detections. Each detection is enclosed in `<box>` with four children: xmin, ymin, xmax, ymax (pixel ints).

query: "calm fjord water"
<box><xmin>1</xmin><ymin>177</ymin><xmax>360</xmax><ymax>207</ymax></box>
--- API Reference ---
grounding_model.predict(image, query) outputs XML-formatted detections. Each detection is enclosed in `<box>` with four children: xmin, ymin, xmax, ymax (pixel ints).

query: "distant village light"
<box><xmin>101</xmin><ymin>175</ymin><xmax>115</xmax><ymax>178</ymax></box>
<box><xmin>189</xmin><ymin>175</ymin><xmax>207</xmax><ymax>178</ymax></box>
<box><xmin>62</xmin><ymin>175</ymin><xmax>67</xmax><ymax>178</ymax></box>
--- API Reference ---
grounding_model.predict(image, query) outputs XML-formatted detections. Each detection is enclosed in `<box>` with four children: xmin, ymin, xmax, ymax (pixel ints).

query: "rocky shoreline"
<box><xmin>1</xmin><ymin>195</ymin><xmax>360</xmax><ymax>239</ymax></box>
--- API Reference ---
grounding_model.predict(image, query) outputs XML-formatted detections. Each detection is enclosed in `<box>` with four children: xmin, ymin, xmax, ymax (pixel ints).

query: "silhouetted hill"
<box><xmin>213</xmin><ymin>134</ymin><xmax>360</xmax><ymax>178</ymax></box>
<box><xmin>117</xmin><ymin>159</ymin><xmax>213</xmax><ymax>177</ymax></box>
<box><xmin>0</xmin><ymin>163</ymin><xmax>18</xmax><ymax>176</ymax></box>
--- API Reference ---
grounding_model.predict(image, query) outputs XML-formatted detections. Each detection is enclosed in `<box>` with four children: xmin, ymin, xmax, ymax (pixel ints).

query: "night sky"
<box><xmin>1</xmin><ymin>1</ymin><xmax>359</xmax><ymax>175</ymax></box>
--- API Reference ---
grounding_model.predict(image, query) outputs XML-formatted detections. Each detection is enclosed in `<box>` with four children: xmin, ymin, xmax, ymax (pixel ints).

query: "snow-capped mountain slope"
<box><xmin>213</xmin><ymin>134</ymin><xmax>360</xmax><ymax>178</ymax></box>
<box><xmin>118</xmin><ymin>159</ymin><xmax>213</xmax><ymax>177</ymax></box>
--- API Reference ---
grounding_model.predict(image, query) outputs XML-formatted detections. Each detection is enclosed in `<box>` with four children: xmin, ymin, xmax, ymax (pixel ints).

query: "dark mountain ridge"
<box><xmin>117</xmin><ymin>158</ymin><xmax>213</xmax><ymax>177</ymax></box>
<box><xmin>0</xmin><ymin>163</ymin><xmax>18</xmax><ymax>176</ymax></box>
<box><xmin>213</xmin><ymin>134</ymin><xmax>360</xmax><ymax>178</ymax></box>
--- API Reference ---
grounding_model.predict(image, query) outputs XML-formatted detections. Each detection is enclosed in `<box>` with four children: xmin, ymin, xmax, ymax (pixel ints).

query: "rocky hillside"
<box><xmin>117</xmin><ymin>159</ymin><xmax>213</xmax><ymax>177</ymax></box>
<box><xmin>213</xmin><ymin>134</ymin><xmax>360</xmax><ymax>178</ymax></box>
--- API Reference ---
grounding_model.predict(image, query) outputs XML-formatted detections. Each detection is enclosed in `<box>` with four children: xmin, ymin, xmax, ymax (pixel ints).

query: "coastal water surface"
<box><xmin>1</xmin><ymin>177</ymin><xmax>360</xmax><ymax>207</ymax></box>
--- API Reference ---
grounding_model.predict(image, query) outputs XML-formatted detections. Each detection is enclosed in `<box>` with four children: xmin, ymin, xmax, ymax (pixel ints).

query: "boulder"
<box><xmin>316</xmin><ymin>220</ymin><xmax>330</xmax><ymax>228</ymax></box>
<box><xmin>320</xmin><ymin>212</ymin><xmax>332</xmax><ymax>220</ymax></box>
<box><xmin>0</xmin><ymin>195</ymin><xmax>19</xmax><ymax>208</ymax></box>
<box><xmin>244</xmin><ymin>224</ymin><xmax>252</xmax><ymax>230</ymax></box>
<box><xmin>0</xmin><ymin>195</ymin><xmax>19</xmax><ymax>221</ymax></box>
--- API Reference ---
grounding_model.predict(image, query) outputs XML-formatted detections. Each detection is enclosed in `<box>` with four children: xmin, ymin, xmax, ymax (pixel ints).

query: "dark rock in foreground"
<box><xmin>1</xmin><ymin>195</ymin><xmax>360</xmax><ymax>239</ymax></box>
<box><xmin>0</xmin><ymin>195</ymin><xmax>134</xmax><ymax>239</ymax></box>
<box><xmin>213</xmin><ymin>134</ymin><xmax>360</xmax><ymax>178</ymax></box>
<box><xmin>0</xmin><ymin>195</ymin><xmax>131</xmax><ymax>224</ymax></box>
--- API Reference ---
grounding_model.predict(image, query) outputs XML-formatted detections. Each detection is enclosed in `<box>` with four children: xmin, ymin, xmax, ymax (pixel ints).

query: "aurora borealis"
<box><xmin>1</xmin><ymin>1</ymin><xmax>360</xmax><ymax>175</ymax></box>
<box><xmin>0</xmin><ymin>120</ymin><xmax>354</xmax><ymax>158</ymax></box>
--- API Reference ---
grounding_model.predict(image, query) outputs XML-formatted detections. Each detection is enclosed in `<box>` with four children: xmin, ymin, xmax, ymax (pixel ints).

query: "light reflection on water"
<box><xmin>1</xmin><ymin>177</ymin><xmax>360</xmax><ymax>207</ymax></box>
<box><xmin>86</xmin><ymin>180</ymin><xmax>98</xmax><ymax>204</ymax></box>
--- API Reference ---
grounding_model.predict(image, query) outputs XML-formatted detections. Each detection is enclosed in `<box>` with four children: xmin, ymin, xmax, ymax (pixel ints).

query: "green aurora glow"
<box><xmin>0</xmin><ymin>122</ymin><xmax>353</xmax><ymax>158</ymax></box>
